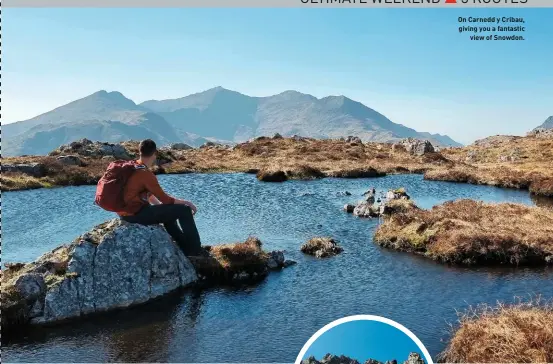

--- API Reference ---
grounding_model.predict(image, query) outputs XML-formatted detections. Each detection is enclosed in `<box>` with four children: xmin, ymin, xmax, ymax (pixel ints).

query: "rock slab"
<box><xmin>2</xmin><ymin>219</ymin><xmax>197</xmax><ymax>328</ymax></box>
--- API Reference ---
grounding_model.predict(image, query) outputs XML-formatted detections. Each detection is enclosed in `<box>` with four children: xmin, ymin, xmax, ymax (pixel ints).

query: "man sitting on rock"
<box><xmin>117</xmin><ymin>139</ymin><xmax>209</xmax><ymax>257</ymax></box>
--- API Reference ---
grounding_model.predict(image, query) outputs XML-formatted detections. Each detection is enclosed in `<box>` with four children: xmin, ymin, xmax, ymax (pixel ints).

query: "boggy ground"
<box><xmin>426</xmin><ymin>134</ymin><xmax>553</xmax><ymax>196</ymax></box>
<box><xmin>373</xmin><ymin>199</ymin><xmax>553</xmax><ymax>266</ymax></box>
<box><xmin>439</xmin><ymin>299</ymin><xmax>553</xmax><ymax>363</ymax></box>
<box><xmin>1</xmin><ymin>136</ymin><xmax>453</xmax><ymax>191</ymax></box>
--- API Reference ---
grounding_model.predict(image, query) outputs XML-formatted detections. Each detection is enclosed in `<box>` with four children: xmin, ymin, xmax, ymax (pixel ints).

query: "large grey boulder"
<box><xmin>2</xmin><ymin>219</ymin><xmax>197</xmax><ymax>327</ymax></box>
<box><xmin>56</xmin><ymin>155</ymin><xmax>83</xmax><ymax>166</ymax></box>
<box><xmin>399</xmin><ymin>138</ymin><xmax>435</xmax><ymax>156</ymax></box>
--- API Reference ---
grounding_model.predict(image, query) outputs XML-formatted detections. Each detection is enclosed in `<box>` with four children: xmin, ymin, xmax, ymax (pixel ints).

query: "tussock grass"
<box><xmin>2</xmin><ymin>137</ymin><xmax>454</xmax><ymax>191</ymax></box>
<box><xmin>374</xmin><ymin>199</ymin><xmax>553</xmax><ymax>265</ymax></box>
<box><xmin>189</xmin><ymin>237</ymin><xmax>271</xmax><ymax>283</ymax></box>
<box><xmin>439</xmin><ymin>297</ymin><xmax>553</xmax><ymax>363</ymax></box>
<box><xmin>435</xmin><ymin>134</ymin><xmax>553</xmax><ymax>196</ymax></box>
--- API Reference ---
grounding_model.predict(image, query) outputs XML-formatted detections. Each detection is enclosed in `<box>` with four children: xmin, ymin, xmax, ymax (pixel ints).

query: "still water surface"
<box><xmin>3</xmin><ymin>174</ymin><xmax>552</xmax><ymax>362</ymax></box>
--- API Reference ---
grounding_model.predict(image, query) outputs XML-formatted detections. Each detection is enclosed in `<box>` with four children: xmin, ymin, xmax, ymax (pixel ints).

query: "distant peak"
<box><xmin>83</xmin><ymin>90</ymin><xmax>136</xmax><ymax>106</ymax></box>
<box><xmin>90</xmin><ymin>90</ymin><xmax>126</xmax><ymax>99</ymax></box>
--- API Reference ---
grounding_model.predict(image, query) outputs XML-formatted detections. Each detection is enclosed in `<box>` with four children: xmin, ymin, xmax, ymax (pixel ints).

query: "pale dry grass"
<box><xmin>2</xmin><ymin>137</ymin><xmax>456</xmax><ymax>191</ymax></box>
<box><xmin>434</xmin><ymin>135</ymin><xmax>553</xmax><ymax>196</ymax></box>
<box><xmin>439</xmin><ymin>298</ymin><xmax>553</xmax><ymax>363</ymax></box>
<box><xmin>374</xmin><ymin>199</ymin><xmax>553</xmax><ymax>265</ymax></box>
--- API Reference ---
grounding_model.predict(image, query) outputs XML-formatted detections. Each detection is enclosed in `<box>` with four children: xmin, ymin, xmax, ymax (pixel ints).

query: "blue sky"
<box><xmin>302</xmin><ymin>319</ymin><xmax>425</xmax><ymax>363</ymax></box>
<box><xmin>3</xmin><ymin>8</ymin><xmax>552</xmax><ymax>144</ymax></box>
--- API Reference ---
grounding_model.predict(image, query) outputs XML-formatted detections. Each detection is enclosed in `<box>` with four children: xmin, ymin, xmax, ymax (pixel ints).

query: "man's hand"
<box><xmin>176</xmin><ymin>199</ymin><xmax>198</xmax><ymax>215</ymax></box>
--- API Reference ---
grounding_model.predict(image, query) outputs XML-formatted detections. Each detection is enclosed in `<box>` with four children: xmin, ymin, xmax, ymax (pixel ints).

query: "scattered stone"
<box><xmin>528</xmin><ymin>127</ymin><xmax>553</xmax><ymax>139</ymax></box>
<box><xmin>56</xmin><ymin>155</ymin><xmax>83</xmax><ymax>166</ymax></box>
<box><xmin>301</xmin><ymin>237</ymin><xmax>343</xmax><ymax>258</ymax></box>
<box><xmin>49</xmin><ymin>138</ymin><xmax>132</xmax><ymax>160</ymax></box>
<box><xmin>353</xmin><ymin>202</ymin><xmax>380</xmax><ymax>218</ymax></box>
<box><xmin>1</xmin><ymin>163</ymin><xmax>46</xmax><ymax>177</ymax></box>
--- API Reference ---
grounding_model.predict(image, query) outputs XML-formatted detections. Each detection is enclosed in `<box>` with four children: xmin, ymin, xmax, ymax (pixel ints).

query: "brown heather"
<box><xmin>439</xmin><ymin>298</ymin><xmax>553</xmax><ymax>363</ymax></box>
<box><xmin>188</xmin><ymin>237</ymin><xmax>270</xmax><ymax>282</ymax></box>
<box><xmin>429</xmin><ymin>134</ymin><xmax>553</xmax><ymax>196</ymax></box>
<box><xmin>1</xmin><ymin>137</ymin><xmax>453</xmax><ymax>191</ymax></box>
<box><xmin>373</xmin><ymin>199</ymin><xmax>553</xmax><ymax>266</ymax></box>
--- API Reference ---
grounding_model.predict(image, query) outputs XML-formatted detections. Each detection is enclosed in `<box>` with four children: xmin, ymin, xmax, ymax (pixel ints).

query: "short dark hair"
<box><xmin>139</xmin><ymin>139</ymin><xmax>157</xmax><ymax>157</ymax></box>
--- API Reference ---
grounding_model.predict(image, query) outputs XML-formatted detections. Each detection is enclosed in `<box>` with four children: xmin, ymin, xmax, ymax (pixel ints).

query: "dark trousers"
<box><xmin>121</xmin><ymin>204</ymin><xmax>202</xmax><ymax>256</ymax></box>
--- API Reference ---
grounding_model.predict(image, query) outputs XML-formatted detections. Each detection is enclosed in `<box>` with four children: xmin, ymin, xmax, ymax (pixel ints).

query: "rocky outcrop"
<box><xmin>1</xmin><ymin>162</ymin><xmax>46</xmax><ymax>177</ymax></box>
<box><xmin>2</xmin><ymin>220</ymin><xmax>294</xmax><ymax>334</ymax></box>
<box><xmin>49</xmin><ymin>138</ymin><xmax>132</xmax><ymax>159</ymax></box>
<box><xmin>1</xmin><ymin>219</ymin><xmax>197</xmax><ymax>332</ymax></box>
<box><xmin>528</xmin><ymin>127</ymin><xmax>553</xmax><ymax>139</ymax></box>
<box><xmin>472</xmin><ymin>135</ymin><xmax>520</xmax><ymax>148</ymax></box>
<box><xmin>301</xmin><ymin>237</ymin><xmax>343</xmax><ymax>258</ymax></box>
<box><xmin>403</xmin><ymin>353</ymin><xmax>424</xmax><ymax>364</ymax></box>
<box><xmin>398</xmin><ymin>138</ymin><xmax>435</xmax><ymax>156</ymax></box>
<box><xmin>301</xmin><ymin>353</ymin><xmax>424</xmax><ymax>364</ymax></box>
<box><xmin>345</xmin><ymin>188</ymin><xmax>415</xmax><ymax>218</ymax></box>
<box><xmin>353</xmin><ymin>202</ymin><xmax>382</xmax><ymax>218</ymax></box>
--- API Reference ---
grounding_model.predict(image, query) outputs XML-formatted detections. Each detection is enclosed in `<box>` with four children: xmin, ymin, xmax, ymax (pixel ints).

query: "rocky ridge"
<box><xmin>301</xmin><ymin>352</ymin><xmax>425</xmax><ymax>364</ymax></box>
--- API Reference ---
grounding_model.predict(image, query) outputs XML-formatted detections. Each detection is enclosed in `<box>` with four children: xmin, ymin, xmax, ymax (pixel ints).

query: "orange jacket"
<box><xmin>117</xmin><ymin>161</ymin><xmax>175</xmax><ymax>216</ymax></box>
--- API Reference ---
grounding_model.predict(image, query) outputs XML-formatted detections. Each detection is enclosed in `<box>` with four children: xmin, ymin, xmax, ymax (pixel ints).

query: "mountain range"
<box><xmin>534</xmin><ymin>116</ymin><xmax>553</xmax><ymax>130</ymax></box>
<box><xmin>3</xmin><ymin>87</ymin><xmax>466</xmax><ymax>156</ymax></box>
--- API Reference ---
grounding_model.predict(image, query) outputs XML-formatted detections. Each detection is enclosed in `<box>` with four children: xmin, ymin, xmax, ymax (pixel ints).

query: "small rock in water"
<box><xmin>301</xmin><ymin>237</ymin><xmax>343</xmax><ymax>258</ymax></box>
<box><xmin>344</xmin><ymin>204</ymin><xmax>355</xmax><ymax>213</ymax></box>
<box><xmin>267</xmin><ymin>250</ymin><xmax>285</xmax><ymax>270</ymax></box>
<box><xmin>283</xmin><ymin>260</ymin><xmax>297</xmax><ymax>267</ymax></box>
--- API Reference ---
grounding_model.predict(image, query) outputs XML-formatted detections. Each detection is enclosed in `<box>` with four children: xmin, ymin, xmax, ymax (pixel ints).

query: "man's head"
<box><xmin>139</xmin><ymin>139</ymin><xmax>157</xmax><ymax>167</ymax></box>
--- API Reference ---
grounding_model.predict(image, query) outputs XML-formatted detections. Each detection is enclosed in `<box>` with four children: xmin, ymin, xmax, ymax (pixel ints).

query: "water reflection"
<box><xmin>3</xmin><ymin>174</ymin><xmax>552</xmax><ymax>362</ymax></box>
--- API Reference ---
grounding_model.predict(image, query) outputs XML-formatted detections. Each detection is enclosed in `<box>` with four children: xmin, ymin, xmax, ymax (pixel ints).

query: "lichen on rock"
<box><xmin>1</xmin><ymin>219</ymin><xmax>197</xmax><ymax>333</ymax></box>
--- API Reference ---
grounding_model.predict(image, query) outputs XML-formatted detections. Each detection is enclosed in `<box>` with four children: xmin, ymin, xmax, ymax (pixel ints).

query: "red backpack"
<box><xmin>95</xmin><ymin>160</ymin><xmax>143</xmax><ymax>212</ymax></box>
